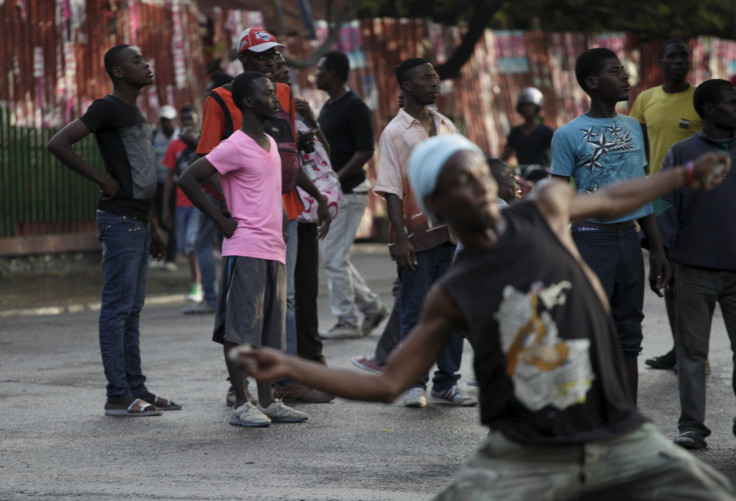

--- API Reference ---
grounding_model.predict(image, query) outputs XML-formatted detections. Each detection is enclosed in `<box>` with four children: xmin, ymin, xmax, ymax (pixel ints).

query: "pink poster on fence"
<box><xmin>129</xmin><ymin>0</ymin><xmax>139</xmax><ymax>46</ymax></box>
<box><xmin>33</xmin><ymin>46</ymin><xmax>45</xmax><ymax>121</ymax></box>
<box><xmin>336</xmin><ymin>20</ymin><xmax>366</xmax><ymax>69</ymax></box>
<box><xmin>494</xmin><ymin>30</ymin><xmax>528</xmax><ymax>74</ymax></box>
<box><xmin>315</xmin><ymin>20</ymin><xmax>329</xmax><ymax>45</ymax></box>
<box><xmin>429</xmin><ymin>22</ymin><xmax>447</xmax><ymax>64</ymax></box>
<box><xmin>172</xmin><ymin>0</ymin><xmax>187</xmax><ymax>89</ymax></box>
<box><xmin>166</xmin><ymin>84</ymin><xmax>175</xmax><ymax>110</ymax></box>
<box><xmin>16</xmin><ymin>0</ymin><xmax>27</xmax><ymax>21</ymax></box>
<box><xmin>592</xmin><ymin>33</ymin><xmax>625</xmax><ymax>55</ymax></box>
<box><xmin>64</xmin><ymin>42</ymin><xmax>77</xmax><ymax>121</ymax></box>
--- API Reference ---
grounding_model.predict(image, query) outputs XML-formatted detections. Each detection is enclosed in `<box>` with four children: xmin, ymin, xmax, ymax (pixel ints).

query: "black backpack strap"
<box><xmin>208</xmin><ymin>83</ymin><xmax>234</xmax><ymax>141</ymax></box>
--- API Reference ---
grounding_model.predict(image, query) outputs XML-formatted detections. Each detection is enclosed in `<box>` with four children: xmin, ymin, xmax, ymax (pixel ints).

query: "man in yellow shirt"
<box><xmin>631</xmin><ymin>40</ymin><xmax>703</xmax><ymax>176</ymax></box>
<box><xmin>630</xmin><ymin>39</ymin><xmax>702</xmax><ymax>371</ymax></box>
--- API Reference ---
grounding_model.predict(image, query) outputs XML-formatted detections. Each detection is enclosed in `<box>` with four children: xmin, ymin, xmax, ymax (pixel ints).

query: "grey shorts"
<box><xmin>212</xmin><ymin>256</ymin><xmax>286</xmax><ymax>349</ymax></box>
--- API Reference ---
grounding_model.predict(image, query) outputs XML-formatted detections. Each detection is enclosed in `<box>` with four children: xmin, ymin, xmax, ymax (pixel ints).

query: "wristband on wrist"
<box><xmin>685</xmin><ymin>161</ymin><xmax>695</xmax><ymax>187</ymax></box>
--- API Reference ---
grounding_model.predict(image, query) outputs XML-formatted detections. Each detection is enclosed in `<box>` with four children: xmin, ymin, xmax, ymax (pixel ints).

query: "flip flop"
<box><xmin>105</xmin><ymin>398</ymin><xmax>163</xmax><ymax>417</ymax></box>
<box><xmin>141</xmin><ymin>393</ymin><xmax>182</xmax><ymax>411</ymax></box>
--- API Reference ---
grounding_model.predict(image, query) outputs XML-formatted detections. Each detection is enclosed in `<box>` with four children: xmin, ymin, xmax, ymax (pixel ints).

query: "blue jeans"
<box><xmin>399</xmin><ymin>242</ymin><xmax>463</xmax><ymax>392</ymax></box>
<box><xmin>175</xmin><ymin>206</ymin><xmax>198</xmax><ymax>254</ymax></box>
<box><xmin>374</xmin><ymin>277</ymin><xmax>401</xmax><ymax>365</ymax></box>
<box><xmin>193</xmin><ymin>194</ymin><xmax>218</xmax><ymax>307</ymax></box>
<box><xmin>674</xmin><ymin>264</ymin><xmax>736</xmax><ymax>437</ymax></box>
<box><xmin>572</xmin><ymin>225</ymin><xmax>644</xmax><ymax>360</ymax></box>
<box><xmin>96</xmin><ymin>210</ymin><xmax>150</xmax><ymax>401</ymax></box>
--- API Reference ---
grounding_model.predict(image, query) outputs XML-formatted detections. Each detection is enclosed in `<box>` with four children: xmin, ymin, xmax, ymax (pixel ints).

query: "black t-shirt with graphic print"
<box><xmin>80</xmin><ymin>95</ymin><xmax>157</xmax><ymax>220</ymax></box>
<box><xmin>440</xmin><ymin>200</ymin><xmax>645</xmax><ymax>445</ymax></box>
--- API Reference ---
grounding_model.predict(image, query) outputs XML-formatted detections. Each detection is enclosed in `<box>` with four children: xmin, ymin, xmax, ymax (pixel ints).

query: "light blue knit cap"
<box><xmin>408</xmin><ymin>134</ymin><xmax>484</xmax><ymax>222</ymax></box>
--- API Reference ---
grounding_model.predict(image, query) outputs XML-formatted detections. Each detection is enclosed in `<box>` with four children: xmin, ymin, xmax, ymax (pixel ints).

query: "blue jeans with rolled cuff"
<box><xmin>96</xmin><ymin>210</ymin><xmax>151</xmax><ymax>401</ymax></box>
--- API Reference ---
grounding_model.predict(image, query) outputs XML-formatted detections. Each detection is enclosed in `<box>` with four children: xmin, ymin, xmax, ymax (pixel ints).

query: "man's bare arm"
<box><xmin>297</xmin><ymin>168</ymin><xmax>331</xmax><ymax>239</ymax></box>
<box><xmin>232</xmin><ymin>284</ymin><xmax>461</xmax><ymax>402</ymax></box>
<box><xmin>47</xmin><ymin>119</ymin><xmax>119</xmax><ymax>198</ymax></box>
<box><xmin>538</xmin><ymin>152</ymin><xmax>729</xmax><ymax>238</ymax></box>
<box><xmin>384</xmin><ymin>192</ymin><xmax>417</xmax><ymax>271</ymax></box>
<box><xmin>177</xmin><ymin>157</ymin><xmax>236</xmax><ymax>238</ymax></box>
<box><xmin>336</xmin><ymin>150</ymin><xmax>374</xmax><ymax>182</ymax></box>
<box><xmin>568</xmin><ymin>152</ymin><xmax>729</xmax><ymax>223</ymax></box>
<box><xmin>638</xmin><ymin>213</ymin><xmax>670</xmax><ymax>296</ymax></box>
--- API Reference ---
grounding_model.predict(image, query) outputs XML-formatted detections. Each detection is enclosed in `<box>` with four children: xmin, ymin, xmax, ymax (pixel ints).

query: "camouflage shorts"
<box><xmin>431</xmin><ymin>423</ymin><xmax>735</xmax><ymax>501</ymax></box>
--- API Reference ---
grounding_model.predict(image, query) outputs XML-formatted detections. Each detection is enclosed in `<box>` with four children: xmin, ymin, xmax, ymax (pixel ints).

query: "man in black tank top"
<box><xmin>231</xmin><ymin>135</ymin><xmax>734</xmax><ymax>499</ymax></box>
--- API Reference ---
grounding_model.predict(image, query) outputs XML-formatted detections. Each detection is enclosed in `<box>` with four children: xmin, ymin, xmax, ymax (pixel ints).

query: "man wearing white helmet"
<box><xmin>502</xmin><ymin>86</ymin><xmax>555</xmax><ymax>171</ymax></box>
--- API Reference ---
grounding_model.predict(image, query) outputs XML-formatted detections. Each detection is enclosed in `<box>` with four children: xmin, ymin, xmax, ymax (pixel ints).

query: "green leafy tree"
<box><xmin>491</xmin><ymin>0</ymin><xmax>736</xmax><ymax>39</ymax></box>
<box><xmin>286</xmin><ymin>0</ymin><xmax>736</xmax><ymax>75</ymax></box>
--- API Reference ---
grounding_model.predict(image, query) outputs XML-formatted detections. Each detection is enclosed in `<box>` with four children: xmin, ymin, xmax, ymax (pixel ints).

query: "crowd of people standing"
<box><xmin>46</xmin><ymin>26</ymin><xmax>736</xmax><ymax>499</ymax></box>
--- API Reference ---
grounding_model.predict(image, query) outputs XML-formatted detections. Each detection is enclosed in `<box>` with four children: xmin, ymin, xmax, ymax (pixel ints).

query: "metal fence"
<box><xmin>1</xmin><ymin>0</ymin><xmax>206</xmax><ymax>251</ymax></box>
<box><xmin>3</xmin><ymin>0</ymin><xmax>736</xmax><ymax>254</ymax></box>
<box><xmin>0</xmin><ymin>114</ymin><xmax>100</xmax><ymax>239</ymax></box>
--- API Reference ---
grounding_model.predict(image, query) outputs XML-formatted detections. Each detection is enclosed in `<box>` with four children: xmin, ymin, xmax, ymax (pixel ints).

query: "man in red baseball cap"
<box><xmin>237</xmin><ymin>27</ymin><xmax>285</xmax><ymax>54</ymax></box>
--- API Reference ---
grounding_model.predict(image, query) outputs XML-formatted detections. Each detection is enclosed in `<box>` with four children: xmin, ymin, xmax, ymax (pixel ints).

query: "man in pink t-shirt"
<box><xmin>178</xmin><ymin>71</ymin><xmax>308</xmax><ymax>428</ymax></box>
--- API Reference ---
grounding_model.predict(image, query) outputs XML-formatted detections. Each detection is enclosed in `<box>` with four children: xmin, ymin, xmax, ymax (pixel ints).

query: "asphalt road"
<box><xmin>1</xmin><ymin>244</ymin><xmax>736</xmax><ymax>500</ymax></box>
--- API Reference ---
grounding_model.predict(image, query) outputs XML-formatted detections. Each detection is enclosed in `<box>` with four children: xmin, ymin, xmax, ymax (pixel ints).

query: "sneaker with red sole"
<box><xmin>351</xmin><ymin>356</ymin><xmax>385</xmax><ymax>374</ymax></box>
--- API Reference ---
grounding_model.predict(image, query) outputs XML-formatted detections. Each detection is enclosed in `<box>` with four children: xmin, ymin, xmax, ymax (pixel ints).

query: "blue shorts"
<box><xmin>175</xmin><ymin>206</ymin><xmax>198</xmax><ymax>254</ymax></box>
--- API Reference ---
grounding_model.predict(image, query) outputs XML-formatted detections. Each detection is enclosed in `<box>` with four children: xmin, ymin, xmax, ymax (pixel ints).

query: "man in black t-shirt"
<box><xmin>48</xmin><ymin>44</ymin><xmax>180</xmax><ymax>417</ymax></box>
<box><xmin>314</xmin><ymin>50</ymin><xmax>388</xmax><ymax>339</ymax></box>
<box><xmin>232</xmin><ymin>134</ymin><xmax>734</xmax><ymax>499</ymax></box>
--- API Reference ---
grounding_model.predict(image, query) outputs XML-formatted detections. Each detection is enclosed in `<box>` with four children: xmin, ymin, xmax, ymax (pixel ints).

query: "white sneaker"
<box><xmin>182</xmin><ymin>300</ymin><xmax>215</xmax><ymax>315</ymax></box>
<box><xmin>361</xmin><ymin>306</ymin><xmax>389</xmax><ymax>335</ymax></box>
<box><xmin>431</xmin><ymin>385</ymin><xmax>477</xmax><ymax>406</ymax></box>
<box><xmin>321</xmin><ymin>321</ymin><xmax>362</xmax><ymax>340</ymax></box>
<box><xmin>229</xmin><ymin>402</ymin><xmax>270</xmax><ymax>427</ymax></box>
<box><xmin>259</xmin><ymin>399</ymin><xmax>309</xmax><ymax>423</ymax></box>
<box><xmin>404</xmin><ymin>387</ymin><xmax>427</xmax><ymax>408</ymax></box>
<box><xmin>187</xmin><ymin>283</ymin><xmax>203</xmax><ymax>302</ymax></box>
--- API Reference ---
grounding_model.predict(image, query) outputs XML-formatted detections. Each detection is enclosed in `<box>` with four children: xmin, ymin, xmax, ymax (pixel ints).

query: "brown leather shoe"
<box><xmin>273</xmin><ymin>381</ymin><xmax>334</xmax><ymax>403</ymax></box>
